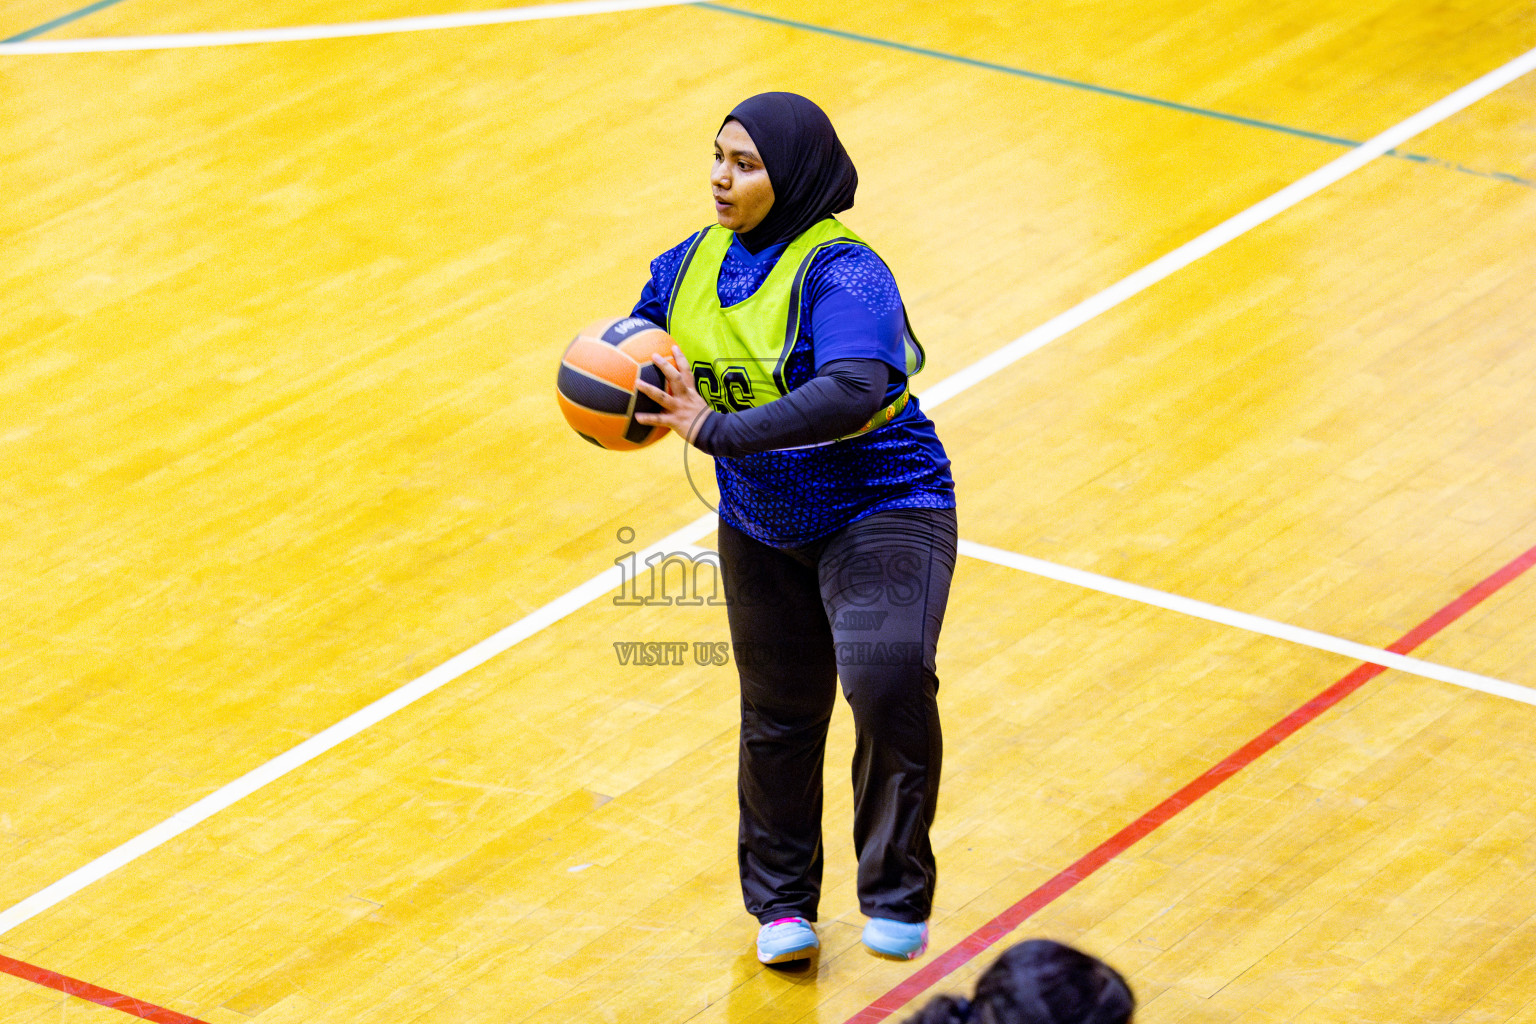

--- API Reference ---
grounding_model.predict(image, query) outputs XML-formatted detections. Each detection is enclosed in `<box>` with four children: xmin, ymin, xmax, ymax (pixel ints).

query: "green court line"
<box><xmin>696</xmin><ymin>2</ymin><xmax>1534</xmax><ymax>189</ymax></box>
<box><xmin>4</xmin><ymin>0</ymin><xmax>134</xmax><ymax>42</ymax></box>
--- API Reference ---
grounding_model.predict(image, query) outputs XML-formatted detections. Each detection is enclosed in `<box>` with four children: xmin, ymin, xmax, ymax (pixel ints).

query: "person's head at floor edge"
<box><xmin>904</xmin><ymin>939</ymin><xmax>1135</xmax><ymax>1024</ymax></box>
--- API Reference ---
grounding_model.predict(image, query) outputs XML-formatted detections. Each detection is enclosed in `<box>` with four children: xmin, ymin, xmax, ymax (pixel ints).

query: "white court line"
<box><xmin>960</xmin><ymin>540</ymin><xmax>1536</xmax><ymax>707</ymax></box>
<box><xmin>915</xmin><ymin>44</ymin><xmax>1536</xmax><ymax>410</ymax></box>
<box><xmin>0</xmin><ymin>0</ymin><xmax>693</xmax><ymax>55</ymax></box>
<box><xmin>694</xmin><ymin>539</ymin><xmax>1534</xmax><ymax>709</ymax></box>
<box><xmin>3</xmin><ymin>44</ymin><xmax>1533</xmax><ymax>940</ymax></box>
<box><xmin>0</xmin><ymin>513</ymin><xmax>715</xmax><ymax>938</ymax></box>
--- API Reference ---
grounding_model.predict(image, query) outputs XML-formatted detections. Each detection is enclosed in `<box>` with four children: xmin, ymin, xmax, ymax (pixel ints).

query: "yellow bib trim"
<box><xmin>665</xmin><ymin>219</ymin><xmax>923</xmax><ymax>443</ymax></box>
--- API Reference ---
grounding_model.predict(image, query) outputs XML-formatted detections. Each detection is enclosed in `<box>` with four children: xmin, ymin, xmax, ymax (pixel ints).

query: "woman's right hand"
<box><xmin>634</xmin><ymin>345</ymin><xmax>714</xmax><ymax>446</ymax></box>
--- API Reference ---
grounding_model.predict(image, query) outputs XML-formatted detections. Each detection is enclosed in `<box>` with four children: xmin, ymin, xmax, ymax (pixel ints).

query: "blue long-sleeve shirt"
<box><xmin>633</xmin><ymin>229</ymin><xmax>955</xmax><ymax>549</ymax></box>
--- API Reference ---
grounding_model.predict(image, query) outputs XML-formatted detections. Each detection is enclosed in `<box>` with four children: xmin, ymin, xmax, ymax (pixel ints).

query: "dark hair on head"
<box><xmin>905</xmin><ymin>995</ymin><xmax>973</xmax><ymax>1024</ymax></box>
<box><xmin>903</xmin><ymin>940</ymin><xmax>1133</xmax><ymax>1024</ymax></box>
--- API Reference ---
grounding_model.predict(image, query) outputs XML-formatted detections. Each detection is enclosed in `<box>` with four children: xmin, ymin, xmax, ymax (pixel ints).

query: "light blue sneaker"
<box><xmin>862</xmin><ymin>917</ymin><xmax>929</xmax><ymax>960</ymax></box>
<box><xmin>756</xmin><ymin>916</ymin><xmax>819</xmax><ymax>964</ymax></box>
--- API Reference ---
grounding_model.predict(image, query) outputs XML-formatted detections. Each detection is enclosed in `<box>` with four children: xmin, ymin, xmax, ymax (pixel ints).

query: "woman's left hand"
<box><xmin>634</xmin><ymin>344</ymin><xmax>713</xmax><ymax>446</ymax></box>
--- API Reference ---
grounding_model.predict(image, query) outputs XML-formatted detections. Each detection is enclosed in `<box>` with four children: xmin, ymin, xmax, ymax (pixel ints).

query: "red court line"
<box><xmin>5</xmin><ymin>548</ymin><xmax>1532</xmax><ymax>1023</ymax></box>
<box><xmin>1</xmin><ymin>955</ymin><xmax>211</xmax><ymax>1021</ymax></box>
<box><xmin>847</xmin><ymin>540</ymin><xmax>1536</xmax><ymax>1024</ymax></box>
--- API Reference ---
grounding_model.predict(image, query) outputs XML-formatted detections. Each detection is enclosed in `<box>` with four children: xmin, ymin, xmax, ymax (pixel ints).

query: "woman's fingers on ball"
<box><xmin>635</xmin><ymin>377</ymin><xmax>668</xmax><ymax>404</ymax></box>
<box><xmin>648</xmin><ymin>354</ymin><xmax>679</xmax><ymax>396</ymax></box>
<box><xmin>656</xmin><ymin>347</ymin><xmax>695</xmax><ymax>397</ymax></box>
<box><xmin>651</xmin><ymin>351</ymin><xmax>683</xmax><ymax>381</ymax></box>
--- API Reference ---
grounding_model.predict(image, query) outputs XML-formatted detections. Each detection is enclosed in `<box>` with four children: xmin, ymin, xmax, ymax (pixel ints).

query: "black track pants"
<box><xmin>719</xmin><ymin>506</ymin><xmax>958</xmax><ymax>925</ymax></box>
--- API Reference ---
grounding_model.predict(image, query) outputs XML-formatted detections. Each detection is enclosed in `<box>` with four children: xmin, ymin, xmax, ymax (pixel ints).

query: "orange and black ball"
<box><xmin>555</xmin><ymin>317</ymin><xmax>677</xmax><ymax>451</ymax></box>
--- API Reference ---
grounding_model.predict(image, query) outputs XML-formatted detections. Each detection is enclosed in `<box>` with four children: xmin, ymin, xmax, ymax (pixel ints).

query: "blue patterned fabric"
<box><xmin>632</xmin><ymin>230</ymin><xmax>956</xmax><ymax>549</ymax></box>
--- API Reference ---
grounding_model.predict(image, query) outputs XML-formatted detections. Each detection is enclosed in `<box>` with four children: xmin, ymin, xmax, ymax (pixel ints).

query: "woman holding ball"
<box><xmin>631</xmin><ymin>92</ymin><xmax>956</xmax><ymax>965</ymax></box>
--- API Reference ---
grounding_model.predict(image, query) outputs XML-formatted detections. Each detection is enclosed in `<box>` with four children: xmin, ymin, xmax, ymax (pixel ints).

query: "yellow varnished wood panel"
<box><xmin>0</xmin><ymin>972</ymin><xmax>139</xmax><ymax>1022</ymax></box>
<box><xmin>0</xmin><ymin>1</ymin><xmax>90</xmax><ymax>39</ymax></box>
<box><xmin>2</xmin><ymin>6</ymin><xmax>737</xmax><ymax>905</ymax></box>
<box><xmin>0</xmin><ymin>559</ymin><xmax>1428</xmax><ymax>1022</ymax></box>
<box><xmin>1</xmin><ymin>0</ymin><xmax>1366</xmax><ymax>906</ymax></box>
<box><xmin>17</xmin><ymin>0</ymin><xmax>598</xmax><ymax>39</ymax></box>
<box><xmin>755</xmin><ymin>0</ymin><xmax>1536</xmax><ymax>169</ymax></box>
<box><xmin>944</xmin><ymin>154</ymin><xmax>1536</xmax><ymax>653</ymax></box>
<box><xmin>3</xmin><ymin>0</ymin><xmax>1535</xmax><ymax>1022</ymax></box>
<box><xmin>892</xmin><ymin>677</ymin><xmax>1536</xmax><ymax>1024</ymax></box>
<box><xmin>1413</xmin><ymin>73</ymin><xmax>1536</xmax><ymax>181</ymax></box>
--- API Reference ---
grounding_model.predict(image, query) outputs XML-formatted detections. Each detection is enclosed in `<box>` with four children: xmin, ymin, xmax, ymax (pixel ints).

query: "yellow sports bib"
<box><xmin>665</xmin><ymin>219</ymin><xmax>923</xmax><ymax>439</ymax></box>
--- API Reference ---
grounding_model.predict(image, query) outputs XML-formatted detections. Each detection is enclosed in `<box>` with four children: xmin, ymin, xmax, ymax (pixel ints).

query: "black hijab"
<box><xmin>721</xmin><ymin>92</ymin><xmax>858</xmax><ymax>254</ymax></box>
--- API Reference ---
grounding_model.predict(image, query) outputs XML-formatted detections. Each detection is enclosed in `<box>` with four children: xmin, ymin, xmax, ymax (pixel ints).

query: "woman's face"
<box><xmin>712</xmin><ymin>120</ymin><xmax>775</xmax><ymax>233</ymax></box>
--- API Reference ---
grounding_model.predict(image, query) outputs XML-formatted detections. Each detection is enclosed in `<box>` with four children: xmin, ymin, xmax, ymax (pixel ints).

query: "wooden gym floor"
<box><xmin>3</xmin><ymin>1</ymin><xmax>1535</xmax><ymax>1022</ymax></box>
